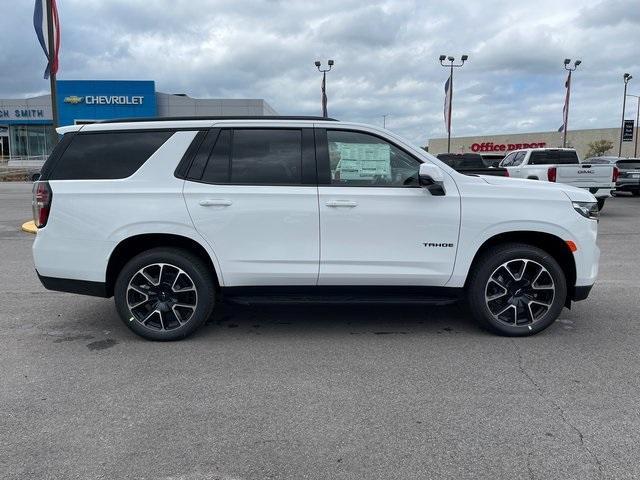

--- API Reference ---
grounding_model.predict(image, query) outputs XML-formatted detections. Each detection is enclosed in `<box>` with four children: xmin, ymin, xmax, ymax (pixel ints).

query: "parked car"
<box><xmin>436</xmin><ymin>153</ymin><xmax>509</xmax><ymax>177</ymax></box>
<box><xmin>499</xmin><ymin>148</ymin><xmax>617</xmax><ymax>210</ymax></box>
<box><xmin>584</xmin><ymin>156</ymin><xmax>640</xmax><ymax>196</ymax></box>
<box><xmin>33</xmin><ymin>116</ymin><xmax>600</xmax><ymax>340</ymax></box>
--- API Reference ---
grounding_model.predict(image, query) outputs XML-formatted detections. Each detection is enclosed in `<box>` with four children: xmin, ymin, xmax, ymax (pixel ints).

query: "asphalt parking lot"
<box><xmin>1</xmin><ymin>182</ymin><xmax>640</xmax><ymax>480</ymax></box>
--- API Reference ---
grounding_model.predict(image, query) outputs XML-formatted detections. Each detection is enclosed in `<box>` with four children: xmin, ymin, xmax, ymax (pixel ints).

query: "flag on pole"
<box><xmin>321</xmin><ymin>74</ymin><xmax>328</xmax><ymax>117</ymax></box>
<box><xmin>33</xmin><ymin>0</ymin><xmax>60</xmax><ymax>79</ymax></box>
<box><xmin>444</xmin><ymin>77</ymin><xmax>452</xmax><ymax>133</ymax></box>
<box><xmin>558</xmin><ymin>72</ymin><xmax>570</xmax><ymax>132</ymax></box>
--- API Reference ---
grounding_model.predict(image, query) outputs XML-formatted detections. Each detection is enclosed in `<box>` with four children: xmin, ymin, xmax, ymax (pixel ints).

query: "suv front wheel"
<box><xmin>114</xmin><ymin>247</ymin><xmax>216</xmax><ymax>341</ymax></box>
<box><xmin>466</xmin><ymin>243</ymin><xmax>567</xmax><ymax>336</ymax></box>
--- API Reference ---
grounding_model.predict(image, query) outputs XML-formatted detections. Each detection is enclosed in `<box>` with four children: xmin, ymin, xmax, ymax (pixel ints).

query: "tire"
<box><xmin>597</xmin><ymin>198</ymin><xmax>605</xmax><ymax>211</ymax></box>
<box><xmin>114</xmin><ymin>247</ymin><xmax>216</xmax><ymax>341</ymax></box>
<box><xmin>632</xmin><ymin>190</ymin><xmax>640</xmax><ymax>197</ymax></box>
<box><xmin>466</xmin><ymin>243</ymin><xmax>567</xmax><ymax>336</ymax></box>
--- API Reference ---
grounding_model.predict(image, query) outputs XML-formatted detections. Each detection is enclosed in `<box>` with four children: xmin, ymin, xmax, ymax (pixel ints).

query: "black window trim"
<box><xmin>184</xmin><ymin>127</ymin><xmax>317</xmax><ymax>187</ymax></box>
<box><xmin>316</xmin><ymin>127</ymin><xmax>424</xmax><ymax>188</ymax></box>
<box><xmin>174</xmin><ymin>130</ymin><xmax>208</xmax><ymax>179</ymax></box>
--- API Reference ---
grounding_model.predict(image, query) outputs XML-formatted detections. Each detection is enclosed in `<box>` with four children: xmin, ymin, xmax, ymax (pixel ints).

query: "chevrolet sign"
<box><xmin>85</xmin><ymin>95</ymin><xmax>144</xmax><ymax>105</ymax></box>
<box><xmin>63</xmin><ymin>95</ymin><xmax>144</xmax><ymax>105</ymax></box>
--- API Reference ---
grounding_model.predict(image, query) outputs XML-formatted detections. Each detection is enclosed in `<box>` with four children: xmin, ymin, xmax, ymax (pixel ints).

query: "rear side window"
<box><xmin>199</xmin><ymin>129</ymin><xmax>303</xmax><ymax>184</ymax></box>
<box><xmin>49</xmin><ymin>131</ymin><xmax>173</xmax><ymax>180</ymax></box>
<box><xmin>529</xmin><ymin>150</ymin><xmax>579</xmax><ymax>165</ymax></box>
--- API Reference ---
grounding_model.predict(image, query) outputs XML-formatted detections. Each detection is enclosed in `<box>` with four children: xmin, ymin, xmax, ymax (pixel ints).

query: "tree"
<box><xmin>585</xmin><ymin>139</ymin><xmax>614</xmax><ymax>158</ymax></box>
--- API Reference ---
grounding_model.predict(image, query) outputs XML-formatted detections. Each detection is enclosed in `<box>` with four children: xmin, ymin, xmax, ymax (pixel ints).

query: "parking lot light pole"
<box><xmin>627</xmin><ymin>94</ymin><xmax>640</xmax><ymax>158</ymax></box>
<box><xmin>562</xmin><ymin>59</ymin><xmax>581</xmax><ymax>148</ymax></box>
<box><xmin>440</xmin><ymin>54</ymin><xmax>468</xmax><ymax>153</ymax></box>
<box><xmin>619</xmin><ymin>73</ymin><xmax>633</xmax><ymax>157</ymax></box>
<box><xmin>315</xmin><ymin>60</ymin><xmax>334</xmax><ymax>118</ymax></box>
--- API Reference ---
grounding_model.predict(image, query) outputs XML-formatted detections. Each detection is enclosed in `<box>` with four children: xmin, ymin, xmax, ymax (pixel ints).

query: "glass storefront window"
<box><xmin>8</xmin><ymin>124</ymin><xmax>57</xmax><ymax>159</ymax></box>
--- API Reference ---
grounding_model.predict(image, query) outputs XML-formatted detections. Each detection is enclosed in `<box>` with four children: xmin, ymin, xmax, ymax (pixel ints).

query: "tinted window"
<box><xmin>50</xmin><ymin>131</ymin><xmax>173</xmax><ymax>180</ymax></box>
<box><xmin>529</xmin><ymin>150</ymin><xmax>579</xmax><ymax>165</ymax></box>
<box><xmin>201</xmin><ymin>130</ymin><xmax>231</xmax><ymax>183</ymax></box>
<box><xmin>617</xmin><ymin>160</ymin><xmax>640</xmax><ymax>170</ymax></box>
<box><xmin>437</xmin><ymin>153</ymin><xmax>485</xmax><ymax>169</ymax></box>
<box><xmin>231</xmin><ymin>129</ymin><xmax>302</xmax><ymax>184</ymax></box>
<box><xmin>327</xmin><ymin>130</ymin><xmax>420</xmax><ymax>186</ymax></box>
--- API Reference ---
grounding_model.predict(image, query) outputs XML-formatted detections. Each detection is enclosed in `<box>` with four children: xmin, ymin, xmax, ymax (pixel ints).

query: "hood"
<box><xmin>479</xmin><ymin>174</ymin><xmax>597</xmax><ymax>202</ymax></box>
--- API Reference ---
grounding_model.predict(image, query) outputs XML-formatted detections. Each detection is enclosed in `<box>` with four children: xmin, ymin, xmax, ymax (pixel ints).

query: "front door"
<box><xmin>316</xmin><ymin>128</ymin><xmax>460</xmax><ymax>286</ymax></box>
<box><xmin>183</xmin><ymin>127</ymin><xmax>319</xmax><ymax>286</ymax></box>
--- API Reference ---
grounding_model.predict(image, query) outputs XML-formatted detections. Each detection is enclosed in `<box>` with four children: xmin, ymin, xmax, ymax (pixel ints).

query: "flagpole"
<box><xmin>46</xmin><ymin>0</ymin><xmax>58</xmax><ymax>129</ymax></box>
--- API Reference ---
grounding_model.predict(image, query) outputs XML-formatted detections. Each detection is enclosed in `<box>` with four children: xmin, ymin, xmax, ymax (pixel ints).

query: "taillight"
<box><xmin>547</xmin><ymin>166</ymin><xmax>557</xmax><ymax>182</ymax></box>
<box><xmin>504</xmin><ymin>169</ymin><xmax>509</xmax><ymax>177</ymax></box>
<box><xmin>612</xmin><ymin>166</ymin><xmax>619</xmax><ymax>182</ymax></box>
<box><xmin>32</xmin><ymin>181</ymin><xmax>52</xmax><ymax>228</ymax></box>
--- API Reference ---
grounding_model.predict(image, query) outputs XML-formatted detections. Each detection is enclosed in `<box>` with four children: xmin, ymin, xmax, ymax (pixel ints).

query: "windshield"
<box><xmin>617</xmin><ymin>160</ymin><xmax>640</xmax><ymax>170</ymax></box>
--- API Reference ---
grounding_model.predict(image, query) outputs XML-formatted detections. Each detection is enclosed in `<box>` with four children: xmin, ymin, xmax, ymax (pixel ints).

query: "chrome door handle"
<box><xmin>325</xmin><ymin>200</ymin><xmax>358</xmax><ymax>207</ymax></box>
<box><xmin>199</xmin><ymin>199</ymin><xmax>232</xmax><ymax>207</ymax></box>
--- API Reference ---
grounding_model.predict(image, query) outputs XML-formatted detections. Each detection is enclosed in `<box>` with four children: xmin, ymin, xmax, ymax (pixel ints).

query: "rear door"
<box><xmin>183</xmin><ymin>126</ymin><xmax>320</xmax><ymax>286</ymax></box>
<box><xmin>315</xmin><ymin>128</ymin><xmax>460</xmax><ymax>286</ymax></box>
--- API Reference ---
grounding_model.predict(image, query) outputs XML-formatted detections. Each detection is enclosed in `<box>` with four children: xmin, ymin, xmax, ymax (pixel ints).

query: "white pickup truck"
<box><xmin>499</xmin><ymin>148</ymin><xmax>617</xmax><ymax>210</ymax></box>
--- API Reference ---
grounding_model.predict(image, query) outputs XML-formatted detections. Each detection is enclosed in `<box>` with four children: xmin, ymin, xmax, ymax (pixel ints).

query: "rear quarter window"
<box><xmin>49</xmin><ymin>130</ymin><xmax>173</xmax><ymax>180</ymax></box>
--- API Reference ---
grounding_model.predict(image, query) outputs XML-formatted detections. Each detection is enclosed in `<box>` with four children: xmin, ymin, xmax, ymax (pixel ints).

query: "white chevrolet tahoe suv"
<box><xmin>32</xmin><ymin>117</ymin><xmax>600</xmax><ymax>340</ymax></box>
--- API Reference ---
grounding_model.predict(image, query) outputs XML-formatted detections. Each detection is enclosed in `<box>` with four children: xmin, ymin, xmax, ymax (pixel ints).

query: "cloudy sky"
<box><xmin>1</xmin><ymin>0</ymin><xmax>639</xmax><ymax>146</ymax></box>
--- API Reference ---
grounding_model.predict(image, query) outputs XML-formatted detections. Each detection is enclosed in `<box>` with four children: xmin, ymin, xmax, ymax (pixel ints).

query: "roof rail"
<box><xmin>99</xmin><ymin>115</ymin><xmax>339</xmax><ymax>124</ymax></box>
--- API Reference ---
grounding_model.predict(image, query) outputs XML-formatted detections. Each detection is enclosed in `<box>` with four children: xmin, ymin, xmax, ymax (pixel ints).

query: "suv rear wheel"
<box><xmin>114</xmin><ymin>248</ymin><xmax>215</xmax><ymax>341</ymax></box>
<box><xmin>466</xmin><ymin>243</ymin><xmax>567</xmax><ymax>336</ymax></box>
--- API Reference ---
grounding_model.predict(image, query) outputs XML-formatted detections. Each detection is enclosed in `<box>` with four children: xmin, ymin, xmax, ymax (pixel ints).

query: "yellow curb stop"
<box><xmin>21</xmin><ymin>220</ymin><xmax>37</xmax><ymax>234</ymax></box>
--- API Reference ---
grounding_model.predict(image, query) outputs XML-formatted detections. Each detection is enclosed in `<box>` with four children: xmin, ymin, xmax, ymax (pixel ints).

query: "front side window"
<box><xmin>512</xmin><ymin>151</ymin><xmax>526</xmax><ymax>166</ymax></box>
<box><xmin>326</xmin><ymin>130</ymin><xmax>420</xmax><ymax>186</ymax></box>
<box><xmin>500</xmin><ymin>152</ymin><xmax>517</xmax><ymax>167</ymax></box>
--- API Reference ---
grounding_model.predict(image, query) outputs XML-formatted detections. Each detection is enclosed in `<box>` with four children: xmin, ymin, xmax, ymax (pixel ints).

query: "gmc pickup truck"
<box><xmin>500</xmin><ymin>148</ymin><xmax>617</xmax><ymax>210</ymax></box>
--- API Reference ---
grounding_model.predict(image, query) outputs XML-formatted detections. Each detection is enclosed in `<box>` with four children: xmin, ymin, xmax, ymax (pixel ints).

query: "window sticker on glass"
<box><xmin>331</xmin><ymin>142</ymin><xmax>391</xmax><ymax>181</ymax></box>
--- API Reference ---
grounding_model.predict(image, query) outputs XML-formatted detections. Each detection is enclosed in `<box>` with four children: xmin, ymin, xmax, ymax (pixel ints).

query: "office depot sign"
<box><xmin>470</xmin><ymin>141</ymin><xmax>547</xmax><ymax>152</ymax></box>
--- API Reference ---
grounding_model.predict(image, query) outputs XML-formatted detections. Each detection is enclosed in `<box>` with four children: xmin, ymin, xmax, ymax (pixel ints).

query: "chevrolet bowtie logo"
<box><xmin>63</xmin><ymin>96</ymin><xmax>84</xmax><ymax>104</ymax></box>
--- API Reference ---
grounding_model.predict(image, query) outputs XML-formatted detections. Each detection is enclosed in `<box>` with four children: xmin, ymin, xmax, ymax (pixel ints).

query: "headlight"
<box><xmin>572</xmin><ymin>201</ymin><xmax>599</xmax><ymax>220</ymax></box>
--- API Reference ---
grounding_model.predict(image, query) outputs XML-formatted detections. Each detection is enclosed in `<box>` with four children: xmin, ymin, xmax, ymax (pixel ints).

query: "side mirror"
<box><xmin>419</xmin><ymin>163</ymin><xmax>446</xmax><ymax>196</ymax></box>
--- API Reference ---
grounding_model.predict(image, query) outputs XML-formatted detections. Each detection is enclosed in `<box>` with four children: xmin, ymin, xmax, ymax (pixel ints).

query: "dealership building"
<box><xmin>428</xmin><ymin>127</ymin><xmax>639</xmax><ymax>160</ymax></box>
<box><xmin>0</xmin><ymin>80</ymin><xmax>278</xmax><ymax>162</ymax></box>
